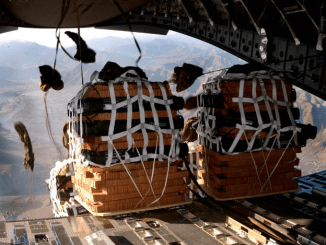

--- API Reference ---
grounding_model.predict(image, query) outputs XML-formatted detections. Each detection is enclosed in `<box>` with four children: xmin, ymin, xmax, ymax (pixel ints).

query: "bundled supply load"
<box><xmin>48</xmin><ymin>63</ymin><xmax>190</xmax><ymax>216</ymax></box>
<box><xmin>195</xmin><ymin>66</ymin><xmax>317</xmax><ymax>200</ymax></box>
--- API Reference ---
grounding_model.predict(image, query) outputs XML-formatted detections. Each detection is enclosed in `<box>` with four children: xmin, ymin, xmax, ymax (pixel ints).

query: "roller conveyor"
<box><xmin>1</xmin><ymin>171</ymin><xmax>326</xmax><ymax>245</ymax></box>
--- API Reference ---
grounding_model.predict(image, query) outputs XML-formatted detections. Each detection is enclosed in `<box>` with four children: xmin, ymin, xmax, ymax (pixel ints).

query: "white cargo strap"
<box><xmin>89</xmin><ymin>71</ymin><xmax>99</xmax><ymax>83</ymax></box>
<box><xmin>71</xmin><ymin>204</ymin><xmax>80</xmax><ymax>216</ymax></box>
<box><xmin>68</xmin><ymin>110</ymin><xmax>72</xmax><ymax>158</ymax></box>
<box><xmin>144</xmin><ymin>81</ymin><xmax>164</xmax><ymax>161</ymax></box>
<box><xmin>227</xmin><ymin>79</ymin><xmax>246</xmax><ymax>153</ymax></box>
<box><xmin>107</xmin><ymin>81</ymin><xmax>117</xmax><ymax>166</ymax></box>
<box><xmin>259</xmin><ymin>77</ymin><xmax>278</xmax><ymax>147</ymax></box>
<box><xmin>137</xmin><ymin>81</ymin><xmax>149</xmax><ymax>161</ymax></box>
<box><xmin>124</xmin><ymin>81</ymin><xmax>133</xmax><ymax>151</ymax></box>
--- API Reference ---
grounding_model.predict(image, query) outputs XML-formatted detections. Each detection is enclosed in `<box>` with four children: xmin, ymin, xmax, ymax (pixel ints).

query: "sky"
<box><xmin>0</xmin><ymin>27</ymin><xmax>180</xmax><ymax>48</ymax></box>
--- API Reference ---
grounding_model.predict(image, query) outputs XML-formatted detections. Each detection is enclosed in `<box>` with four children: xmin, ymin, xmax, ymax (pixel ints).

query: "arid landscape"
<box><xmin>0</xmin><ymin>32</ymin><xmax>324</xmax><ymax>221</ymax></box>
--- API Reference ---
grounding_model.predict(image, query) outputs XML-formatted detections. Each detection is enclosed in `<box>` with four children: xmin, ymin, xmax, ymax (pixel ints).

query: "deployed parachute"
<box><xmin>14</xmin><ymin>122</ymin><xmax>35</xmax><ymax>171</ymax></box>
<box><xmin>38</xmin><ymin>65</ymin><xmax>64</xmax><ymax>92</ymax></box>
<box><xmin>65</xmin><ymin>31</ymin><xmax>96</xmax><ymax>63</ymax></box>
<box><xmin>169</xmin><ymin>63</ymin><xmax>203</xmax><ymax>92</ymax></box>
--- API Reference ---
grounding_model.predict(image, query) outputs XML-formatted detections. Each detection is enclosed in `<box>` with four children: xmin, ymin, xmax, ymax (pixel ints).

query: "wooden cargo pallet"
<box><xmin>74</xmin><ymin>195</ymin><xmax>192</xmax><ymax>216</ymax></box>
<box><xmin>198</xmin><ymin>182</ymin><xmax>301</xmax><ymax>201</ymax></box>
<box><xmin>201</xmin><ymin>169</ymin><xmax>302</xmax><ymax>186</ymax></box>
<box><xmin>209</xmin><ymin>164</ymin><xmax>299</xmax><ymax>178</ymax></box>
<box><xmin>198</xmin><ymin>146</ymin><xmax>301</xmax><ymax>165</ymax></box>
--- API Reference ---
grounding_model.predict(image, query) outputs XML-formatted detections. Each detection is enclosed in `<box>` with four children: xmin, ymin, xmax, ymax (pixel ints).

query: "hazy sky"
<box><xmin>0</xmin><ymin>27</ymin><xmax>179</xmax><ymax>47</ymax></box>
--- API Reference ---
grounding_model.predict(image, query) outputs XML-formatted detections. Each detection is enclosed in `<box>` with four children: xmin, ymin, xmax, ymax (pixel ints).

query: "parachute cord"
<box><xmin>133</xmin><ymin>133</ymin><xmax>160</xmax><ymax>209</ymax></box>
<box><xmin>106</xmin><ymin>136</ymin><xmax>149</xmax><ymax>206</ymax></box>
<box><xmin>289</xmin><ymin>145</ymin><xmax>299</xmax><ymax>163</ymax></box>
<box><xmin>72</xmin><ymin>0</ymin><xmax>84</xmax><ymax>85</ymax></box>
<box><xmin>259</xmin><ymin>134</ymin><xmax>273</xmax><ymax>191</ymax></box>
<box><xmin>131</xmin><ymin>138</ymin><xmax>159</xmax><ymax>207</ymax></box>
<box><xmin>148</xmin><ymin>138</ymin><xmax>172</xmax><ymax>206</ymax></box>
<box><xmin>44</xmin><ymin>92</ymin><xmax>64</xmax><ymax>161</ymax></box>
<box><xmin>54</xmin><ymin>0</ymin><xmax>72</xmax><ymax>71</ymax></box>
<box><xmin>243</xmin><ymin>131</ymin><xmax>263</xmax><ymax>192</ymax></box>
<box><xmin>112</xmin><ymin>0</ymin><xmax>142</xmax><ymax>66</ymax></box>
<box><xmin>202</xmin><ymin>68</ymin><xmax>227</xmax><ymax>75</ymax></box>
<box><xmin>250</xmin><ymin>135</ymin><xmax>278</xmax><ymax>193</ymax></box>
<box><xmin>261</xmin><ymin>131</ymin><xmax>297</xmax><ymax>191</ymax></box>
<box><xmin>203</xmin><ymin>144</ymin><xmax>210</xmax><ymax>189</ymax></box>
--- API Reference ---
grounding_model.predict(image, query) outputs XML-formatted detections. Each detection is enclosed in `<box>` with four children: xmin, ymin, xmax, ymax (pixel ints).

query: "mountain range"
<box><xmin>294</xmin><ymin>88</ymin><xmax>326</xmax><ymax>175</ymax></box>
<box><xmin>0</xmin><ymin>36</ymin><xmax>241</xmax><ymax>85</ymax></box>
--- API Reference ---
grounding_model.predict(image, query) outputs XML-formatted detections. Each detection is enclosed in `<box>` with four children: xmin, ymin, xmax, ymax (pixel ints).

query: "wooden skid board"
<box><xmin>75</xmin><ymin>159</ymin><xmax>182</xmax><ymax>174</ymax></box>
<box><xmin>81</xmin><ymin>193</ymin><xmax>188</xmax><ymax>213</ymax></box>
<box><xmin>199</xmin><ymin>156</ymin><xmax>299</xmax><ymax>169</ymax></box>
<box><xmin>79</xmin><ymin>191</ymin><xmax>183</xmax><ymax>206</ymax></box>
<box><xmin>209</xmin><ymin>162</ymin><xmax>299</xmax><ymax>178</ymax></box>
<box><xmin>201</xmin><ymin>158</ymin><xmax>300</xmax><ymax>177</ymax></box>
<box><xmin>73</xmin><ymin>170</ymin><xmax>189</xmax><ymax>189</ymax></box>
<box><xmin>198</xmin><ymin>146</ymin><xmax>301</xmax><ymax>166</ymax></box>
<box><xmin>74</xmin><ymin>164</ymin><xmax>182</xmax><ymax>181</ymax></box>
<box><xmin>199</xmin><ymin>183</ymin><xmax>300</xmax><ymax>201</ymax></box>
<box><xmin>76</xmin><ymin>183</ymin><xmax>188</xmax><ymax>202</ymax></box>
<box><xmin>83</xmin><ymin>83</ymin><xmax>172</xmax><ymax>99</ymax></box>
<box><xmin>74</xmin><ymin>195</ymin><xmax>192</xmax><ymax>216</ymax></box>
<box><xmin>199</xmin><ymin>172</ymin><xmax>300</xmax><ymax>192</ymax></box>
<box><xmin>73</xmin><ymin>177</ymin><xmax>186</xmax><ymax>195</ymax></box>
<box><xmin>199</xmin><ymin>169</ymin><xmax>301</xmax><ymax>186</ymax></box>
<box><xmin>83</xmin><ymin>137</ymin><xmax>173</xmax><ymax>152</ymax></box>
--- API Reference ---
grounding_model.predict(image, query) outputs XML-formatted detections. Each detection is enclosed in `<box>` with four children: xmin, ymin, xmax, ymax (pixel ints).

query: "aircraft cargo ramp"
<box><xmin>1</xmin><ymin>170</ymin><xmax>326</xmax><ymax>245</ymax></box>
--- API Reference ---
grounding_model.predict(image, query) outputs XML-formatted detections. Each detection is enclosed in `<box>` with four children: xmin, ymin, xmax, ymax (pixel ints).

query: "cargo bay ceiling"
<box><xmin>1</xmin><ymin>0</ymin><xmax>326</xmax><ymax>100</ymax></box>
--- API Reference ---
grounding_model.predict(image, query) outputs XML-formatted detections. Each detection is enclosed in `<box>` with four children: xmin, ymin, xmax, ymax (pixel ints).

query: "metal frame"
<box><xmin>96</xmin><ymin>13</ymin><xmax>326</xmax><ymax>100</ymax></box>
